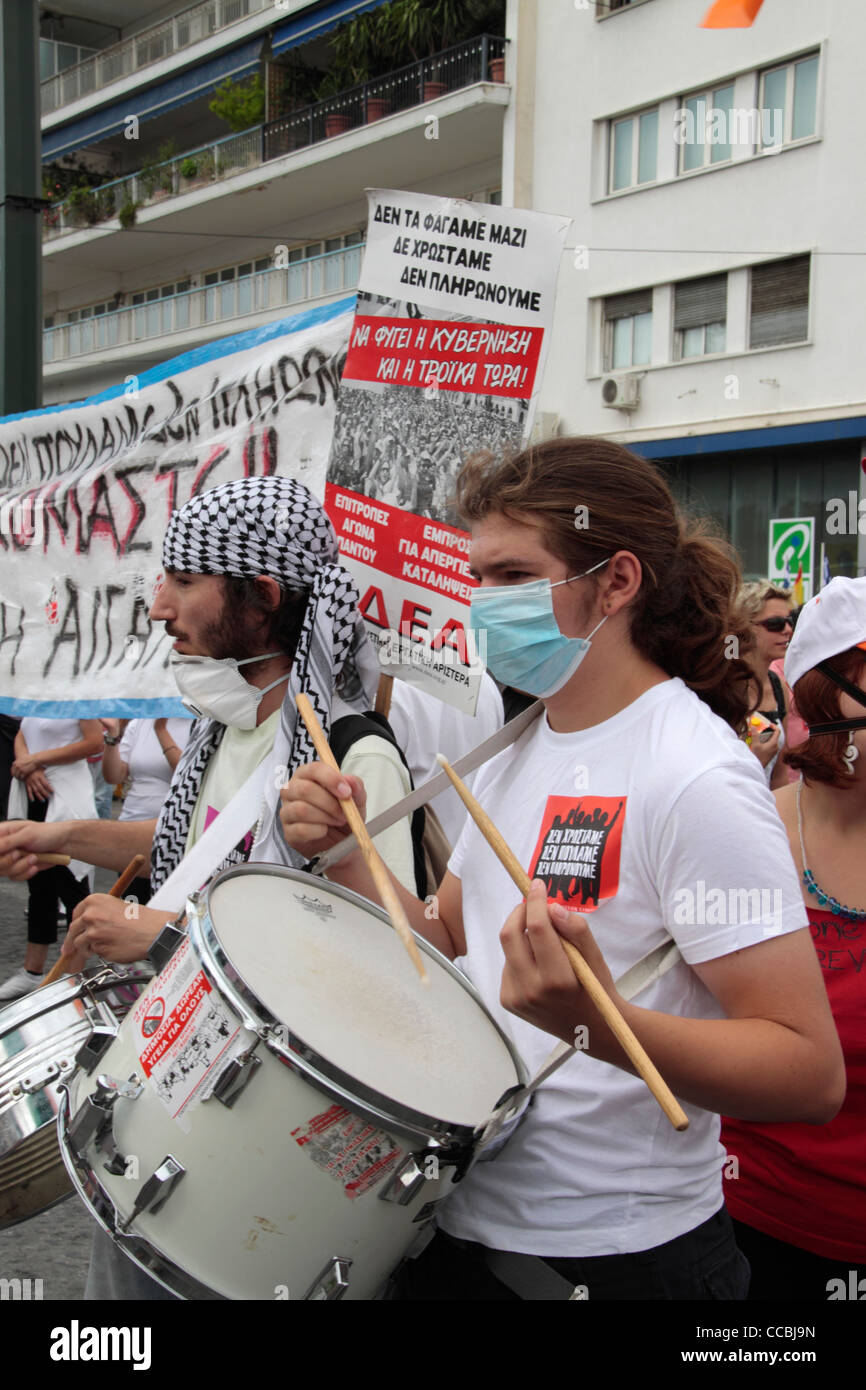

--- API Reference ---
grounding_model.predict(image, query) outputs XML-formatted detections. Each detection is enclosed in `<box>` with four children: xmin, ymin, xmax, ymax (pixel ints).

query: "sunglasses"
<box><xmin>755</xmin><ymin>616</ymin><xmax>795</xmax><ymax>633</ymax></box>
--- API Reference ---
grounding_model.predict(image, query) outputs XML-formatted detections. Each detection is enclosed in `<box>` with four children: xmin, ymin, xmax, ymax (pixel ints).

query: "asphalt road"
<box><xmin>0</xmin><ymin>861</ymin><xmax>117</xmax><ymax>1301</ymax></box>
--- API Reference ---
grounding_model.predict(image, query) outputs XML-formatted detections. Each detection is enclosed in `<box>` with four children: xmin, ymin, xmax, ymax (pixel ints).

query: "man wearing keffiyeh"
<box><xmin>0</xmin><ymin>476</ymin><xmax>417</xmax><ymax>966</ymax></box>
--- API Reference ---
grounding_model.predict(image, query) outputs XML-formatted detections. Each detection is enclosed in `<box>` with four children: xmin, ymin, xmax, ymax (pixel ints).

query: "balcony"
<box><xmin>43</xmin><ymin>245</ymin><xmax>362</xmax><ymax>368</ymax></box>
<box><xmin>42</xmin><ymin>35</ymin><xmax>509</xmax><ymax>244</ymax></box>
<box><xmin>41</xmin><ymin>0</ymin><xmax>274</xmax><ymax>116</ymax></box>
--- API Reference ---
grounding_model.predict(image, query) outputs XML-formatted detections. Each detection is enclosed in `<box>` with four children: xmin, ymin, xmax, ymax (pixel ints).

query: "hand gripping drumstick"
<box><xmin>296</xmin><ymin>694</ymin><xmax>429</xmax><ymax>985</ymax></box>
<box><xmin>435</xmin><ymin>754</ymin><xmax>689</xmax><ymax>1132</ymax></box>
<box><xmin>39</xmin><ymin>853</ymin><xmax>148</xmax><ymax>989</ymax></box>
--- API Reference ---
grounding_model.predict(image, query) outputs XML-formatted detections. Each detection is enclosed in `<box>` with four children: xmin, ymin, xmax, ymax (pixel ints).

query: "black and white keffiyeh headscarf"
<box><xmin>150</xmin><ymin>476</ymin><xmax>379</xmax><ymax>890</ymax></box>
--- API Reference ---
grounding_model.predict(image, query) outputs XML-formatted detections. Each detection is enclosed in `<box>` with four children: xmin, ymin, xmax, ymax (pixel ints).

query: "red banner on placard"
<box><xmin>326</xmin><ymin>483</ymin><xmax>473</xmax><ymax>599</ymax></box>
<box><xmin>343</xmin><ymin>316</ymin><xmax>544</xmax><ymax>398</ymax></box>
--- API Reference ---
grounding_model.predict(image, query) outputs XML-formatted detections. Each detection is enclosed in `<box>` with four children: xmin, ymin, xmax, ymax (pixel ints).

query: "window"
<box><xmin>678</xmin><ymin>84</ymin><xmax>735</xmax><ymax>172</ymax></box>
<box><xmin>759</xmin><ymin>53</ymin><xmax>819</xmax><ymax>150</ymax></box>
<box><xmin>674</xmin><ymin>275</ymin><xmax>727</xmax><ymax>358</ymax></box>
<box><xmin>597</xmin><ymin>0</ymin><xmax>651</xmax><ymax>14</ymax></box>
<box><xmin>749</xmin><ymin>256</ymin><xmax>810</xmax><ymax>348</ymax></box>
<box><xmin>609</xmin><ymin>108</ymin><xmax>658</xmax><ymax>191</ymax></box>
<box><xmin>604</xmin><ymin>289</ymin><xmax>652</xmax><ymax>369</ymax></box>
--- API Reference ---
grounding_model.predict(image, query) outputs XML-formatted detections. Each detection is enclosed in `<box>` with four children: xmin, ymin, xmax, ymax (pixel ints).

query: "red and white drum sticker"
<box><xmin>292</xmin><ymin>1104</ymin><xmax>403</xmax><ymax>1200</ymax></box>
<box><xmin>131</xmin><ymin>937</ymin><xmax>246</xmax><ymax>1130</ymax></box>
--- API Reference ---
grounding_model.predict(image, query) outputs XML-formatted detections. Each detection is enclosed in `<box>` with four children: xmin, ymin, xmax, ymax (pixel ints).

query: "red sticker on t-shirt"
<box><xmin>528</xmin><ymin>796</ymin><xmax>626</xmax><ymax>911</ymax></box>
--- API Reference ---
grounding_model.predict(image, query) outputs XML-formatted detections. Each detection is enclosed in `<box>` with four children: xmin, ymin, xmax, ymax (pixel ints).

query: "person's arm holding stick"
<box><xmin>281</xmin><ymin>757</ymin><xmax>843</xmax><ymax>1125</ymax></box>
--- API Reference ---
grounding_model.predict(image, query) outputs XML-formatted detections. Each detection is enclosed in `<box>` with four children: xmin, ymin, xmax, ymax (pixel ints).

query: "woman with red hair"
<box><xmin>723</xmin><ymin>576</ymin><xmax>866</xmax><ymax>1298</ymax></box>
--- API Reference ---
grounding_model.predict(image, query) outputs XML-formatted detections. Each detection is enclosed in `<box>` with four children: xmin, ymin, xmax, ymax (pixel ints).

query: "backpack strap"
<box><xmin>329</xmin><ymin>711</ymin><xmax>428</xmax><ymax>900</ymax></box>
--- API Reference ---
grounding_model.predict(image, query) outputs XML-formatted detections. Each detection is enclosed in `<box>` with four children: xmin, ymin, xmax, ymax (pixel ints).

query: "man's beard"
<box><xmin>201</xmin><ymin>594</ymin><xmax>273</xmax><ymax>665</ymax></box>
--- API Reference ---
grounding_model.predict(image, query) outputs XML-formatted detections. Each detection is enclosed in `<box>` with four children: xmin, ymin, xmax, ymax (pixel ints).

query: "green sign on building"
<box><xmin>768</xmin><ymin>517</ymin><xmax>814</xmax><ymax>601</ymax></box>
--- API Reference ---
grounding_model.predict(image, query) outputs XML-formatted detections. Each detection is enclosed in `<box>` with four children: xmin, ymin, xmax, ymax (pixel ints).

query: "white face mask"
<box><xmin>170</xmin><ymin>652</ymin><xmax>290</xmax><ymax>730</ymax></box>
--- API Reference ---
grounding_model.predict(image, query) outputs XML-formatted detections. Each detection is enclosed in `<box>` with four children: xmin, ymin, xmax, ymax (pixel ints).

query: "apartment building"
<box><xmin>39</xmin><ymin>0</ymin><xmax>508</xmax><ymax>398</ymax></box>
<box><xmin>38</xmin><ymin>0</ymin><xmax>865</xmax><ymax>580</ymax></box>
<box><xmin>521</xmin><ymin>0</ymin><xmax>865</xmax><ymax>581</ymax></box>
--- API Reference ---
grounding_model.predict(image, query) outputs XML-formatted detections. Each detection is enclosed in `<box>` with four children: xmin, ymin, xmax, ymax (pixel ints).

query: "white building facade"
<box><xmin>38</xmin><ymin>0</ymin><xmax>865</xmax><ymax>581</ymax></box>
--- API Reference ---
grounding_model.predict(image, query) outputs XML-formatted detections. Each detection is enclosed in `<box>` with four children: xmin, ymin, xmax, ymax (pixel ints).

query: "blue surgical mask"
<box><xmin>470</xmin><ymin>560</ymin><xmax>609</xmax><ymax>698</ymax></box>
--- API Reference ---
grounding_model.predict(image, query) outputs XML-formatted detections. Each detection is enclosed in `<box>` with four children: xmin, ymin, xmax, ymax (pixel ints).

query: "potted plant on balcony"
<box><xmin>329</xmin><ymin>13</ymin><xmax>388</xmax><ymax>124</ymax></box>
<box><xmin>316</xmin><ymin>66</ymin><xmax>355</xmax><ymax>137</ymax></box>
<box><xmin>67</xmin><ymin>184</ymin><xmax>100</xmax><ymax>227</ymax></box>
<box><xmin>209</xmin><ymin>73</ymin><xmax>266</xmax><ymax>132</ymax></box>
<box><xmin>118</xmin><ymin>199</ymin><xmax>138</xmax><ymax>229</ymax></box>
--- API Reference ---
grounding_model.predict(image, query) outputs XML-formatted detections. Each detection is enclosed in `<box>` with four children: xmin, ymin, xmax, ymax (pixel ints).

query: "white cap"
<box><xmin>785</xmin><ymin>576</ymin><xmax>866</xmax><ymax>689</ymax></box>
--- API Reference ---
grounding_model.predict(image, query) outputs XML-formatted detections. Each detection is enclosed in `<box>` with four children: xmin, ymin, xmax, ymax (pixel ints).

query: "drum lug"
<box><xmin>148</xmin><ymin>920</ymin><xmax>188</xmax><ymax>973</ymax></box>
<box><xmin>378</xmin><ymin>1152</ymin><xmax>431</xmax><ymax>1207</ymax></box>
<box><xmin>120</xmin><ymin>1155</ymin><xmax>186</xmax><ymax>1231</ymax></box>
<box><xmin>209</xmin><ymin>1045</ymin><xmax>262</xmax><ymax>1109</ymax></box>
<box><xmin>303</xmin><ymin>1256</ymin><xmax>352</xmax><ymax>1301</ymax></box>
<box><xmin>75</xmin><ymin>1022</ymin><xmax>120</xmax><ymax>1075</ymax></box>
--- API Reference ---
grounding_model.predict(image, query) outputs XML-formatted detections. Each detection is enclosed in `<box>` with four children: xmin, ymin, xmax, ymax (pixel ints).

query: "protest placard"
<box><xmin>325</xmin><ymin>189</ymin><xmax>570</xmax><ymax>713</ymax></box>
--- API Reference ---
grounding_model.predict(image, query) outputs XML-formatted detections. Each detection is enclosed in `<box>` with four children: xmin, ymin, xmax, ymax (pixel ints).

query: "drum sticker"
<box><xmin>528</xmin><ymin>795</ymin><xmax>626</xmax><ymax>911</ymax></box>
<box><xmin>292</xmin><ymin>1104</ymin><xmax>403</xmax><ymax>1199</ymax></box>
<box><xmin>131</xmin><ymin>937</ymin><xmax>247</xmax><ymax>1131</ymax></box>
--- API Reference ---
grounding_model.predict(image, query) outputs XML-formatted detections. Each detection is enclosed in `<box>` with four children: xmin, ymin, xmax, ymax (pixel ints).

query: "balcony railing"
<box><xmin>264</xmin><ymin>34</ymin><xmax>507</xmax><ymax>159</ymax></box>
<box><xmin>43</xmin><ymin>246</ymin><xmax>363</xmax><ymax>365</ymax></box>
<box><xmin>41</xmin><ymin>0</ymin><xmax>272</xmax><ymax>115</ymax></box>
<box><xmin>42</xmin><ymin>35</ymin><xmax>508</xmax><ymax>242</ymax></box>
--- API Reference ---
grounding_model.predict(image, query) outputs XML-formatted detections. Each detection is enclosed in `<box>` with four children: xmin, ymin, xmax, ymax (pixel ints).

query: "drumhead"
<box><xmin>207</xmin><ymin>870</ymin><xmax>520</xmax><ymax>1128</ymax></box>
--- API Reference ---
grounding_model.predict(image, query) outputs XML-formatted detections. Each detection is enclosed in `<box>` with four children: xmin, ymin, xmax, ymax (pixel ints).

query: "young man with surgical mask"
<box><xmin>281</xmin><ymin>438</ymin><xmax>845</xmax><ymax>1301</ymax></box>
<box><xmin>0</xmin><ymin>476</ymin><xmax>417</xmax><ymax>969</ymax></box>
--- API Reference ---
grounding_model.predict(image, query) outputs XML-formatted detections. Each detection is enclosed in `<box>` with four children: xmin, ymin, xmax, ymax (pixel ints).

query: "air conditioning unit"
<box><xmin>601</xmin><ymin>375</ymin><xmax>641</xmax><ymax>410</ymax></box>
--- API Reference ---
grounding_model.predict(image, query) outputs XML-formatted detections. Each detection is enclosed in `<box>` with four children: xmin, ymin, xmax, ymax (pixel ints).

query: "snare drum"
<box><xmin>0</xmin><ymin>967</ymin><xmax>150</xmax><ymax>1228</ymax></box>
<box><xmin>61</xmin><ymin>865</ymin><xmax>526</xmax><ymax>1301</ymax></box>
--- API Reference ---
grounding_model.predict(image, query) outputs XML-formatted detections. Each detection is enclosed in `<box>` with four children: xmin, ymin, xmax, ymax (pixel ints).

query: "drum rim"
<box><xmin>195</xmin><ymin>864</ymin><xmax>528</xmax><ymax>1145</ymax></box>
<box><xmin>0</xmin><ymin>965</ymin><xmax>152</xmax><ymax>1035</ymax></box>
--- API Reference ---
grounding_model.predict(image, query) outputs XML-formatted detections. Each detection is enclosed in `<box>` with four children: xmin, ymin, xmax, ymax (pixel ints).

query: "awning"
<box><xmin>43</xmin><ymin>0</ymin><xmax>391</xmax><ymax>160</ymax></box>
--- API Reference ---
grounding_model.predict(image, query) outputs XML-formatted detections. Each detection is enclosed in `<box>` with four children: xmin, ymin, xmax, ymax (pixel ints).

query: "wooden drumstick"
<box><xmin>296</xmin><ymin>694</ymin><xmax>429</xmax><ymax>985</ymax></box>
<box><xmin>39</xmin><ymin>853</ymin><xmax>148</xmax><ymax>989</ymax></box>
<box><xmin>34</xmin><ymin>853</ymin><xmax>72</xmax><ymax>867</ymax></box>
<box><xmin>436</xmin><ymin>754</ymin><xmax>689</xmax><ymax>1132</ymax></box>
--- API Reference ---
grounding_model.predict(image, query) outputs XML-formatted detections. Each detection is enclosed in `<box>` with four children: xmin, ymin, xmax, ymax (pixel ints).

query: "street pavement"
<box><xmin>0</xmin><ymin>861</ymin><xmax>116</xmax><ymax>1300</ymax></box>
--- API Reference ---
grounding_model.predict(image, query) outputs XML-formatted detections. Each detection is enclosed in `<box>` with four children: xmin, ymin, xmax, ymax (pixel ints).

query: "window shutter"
<box><xmin>674</xmin><ymin>275</ymin><xmax>727</xmax><ymax>330</ymax></box>
<box><xmin>750</xmin><ymin>256</ymin><xmax>810</xmax><ymax>348</ymax></box>
<box><xmin>604</xmin><ymin>288</ymin><xmax>652</xmax><ymax>320</ymax></box>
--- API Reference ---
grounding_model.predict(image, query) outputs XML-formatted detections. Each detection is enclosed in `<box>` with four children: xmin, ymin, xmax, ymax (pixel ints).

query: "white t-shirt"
<box><xmin>438</xmin><ymin>678</ymin><xmax>808</xmax><ymax>1258</ymax></box>
<box><xmin>185</xmin><ymin>700</ymin><xmax>417</xmax><ymax>894</ymax></box>
<box><xmin>17</xmin><ymin>717</ymin><xmax>97</xmax><ymax>881</ymax></box>
<box><xmin>118</xmin><ymin>719</ymin><xmax>193</xmax><ymax>821</ymax></box>
<box><xmin>388</xmin><ymin>674</ymin><xmax>505</xmax><ymax>848</ymax></box>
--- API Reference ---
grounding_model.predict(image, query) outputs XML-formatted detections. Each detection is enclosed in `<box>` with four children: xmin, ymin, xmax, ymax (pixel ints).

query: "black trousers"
<box><xmin>395</xmin><ymin>1208</ymin><xmax>749</xmax><ymax>1301</ymax></box>
<box><xmin>25</xmin><ymin>797</ymin><xmax>90</xmax><ymax>947</ymax></box>
<box><xmin>731</xmin><ymin>1218</ymin><xmax>864</xmax><ymax>1301</ymax></box>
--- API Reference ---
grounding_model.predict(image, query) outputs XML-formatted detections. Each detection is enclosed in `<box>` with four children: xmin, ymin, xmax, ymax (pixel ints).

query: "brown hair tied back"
<box><xmin>784</xmin><ymin>647</ymin><xmax>865</xmax><ymax>789</ymax></box>
<box><xmin>456</xmin><ymin>437</ymin><xmax>754</xmax><ymax>729</ymax></box>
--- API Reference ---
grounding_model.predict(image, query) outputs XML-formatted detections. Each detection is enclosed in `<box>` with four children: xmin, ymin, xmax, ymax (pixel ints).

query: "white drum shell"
<box><xmin>61</xmin><ymin>867</ymin><xmax>526</xmax><ymax>1301</ymax></box>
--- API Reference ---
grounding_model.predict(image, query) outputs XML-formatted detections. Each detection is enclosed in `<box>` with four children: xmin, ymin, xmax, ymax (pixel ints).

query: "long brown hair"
<box><xmin>456</xmin><ymin>437</ymin><xmax>753</xmax><ymax>728</ymax></box>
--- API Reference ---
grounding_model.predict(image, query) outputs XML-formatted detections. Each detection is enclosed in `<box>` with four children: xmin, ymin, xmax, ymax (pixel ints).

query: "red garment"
<box><xmin>722</xmin><ymin>906</ymin><xmax>866</xmax><ymax>1260</ymax></box>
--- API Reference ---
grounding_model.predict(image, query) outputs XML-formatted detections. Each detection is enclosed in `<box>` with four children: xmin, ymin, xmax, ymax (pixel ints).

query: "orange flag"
<box><xmin>702</xmin><ymin>0</ymin><xmax>765</xmax><ymax>26</ymax></box>
<box><xmin>793</xmin><ymin>562</ymin><xmax>804</xmax><ymax>607</ymax></box>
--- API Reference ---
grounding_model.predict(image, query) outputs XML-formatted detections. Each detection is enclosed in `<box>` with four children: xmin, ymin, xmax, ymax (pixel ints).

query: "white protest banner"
<box><xmin>0</xmin><ymin>298</ymin><xmax>353</xmax><ymax>716</ymax></box>
<box><xmin>324</xmin><ymin>190</ymin><xmax>571</xmax><ymax>714</ymax></box>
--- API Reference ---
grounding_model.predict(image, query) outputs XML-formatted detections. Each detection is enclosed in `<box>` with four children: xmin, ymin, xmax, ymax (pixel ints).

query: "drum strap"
<box><xmin>312</xmin><ymin>699</ymin><xmax>546</xmax><ymax>876</ymax></box>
